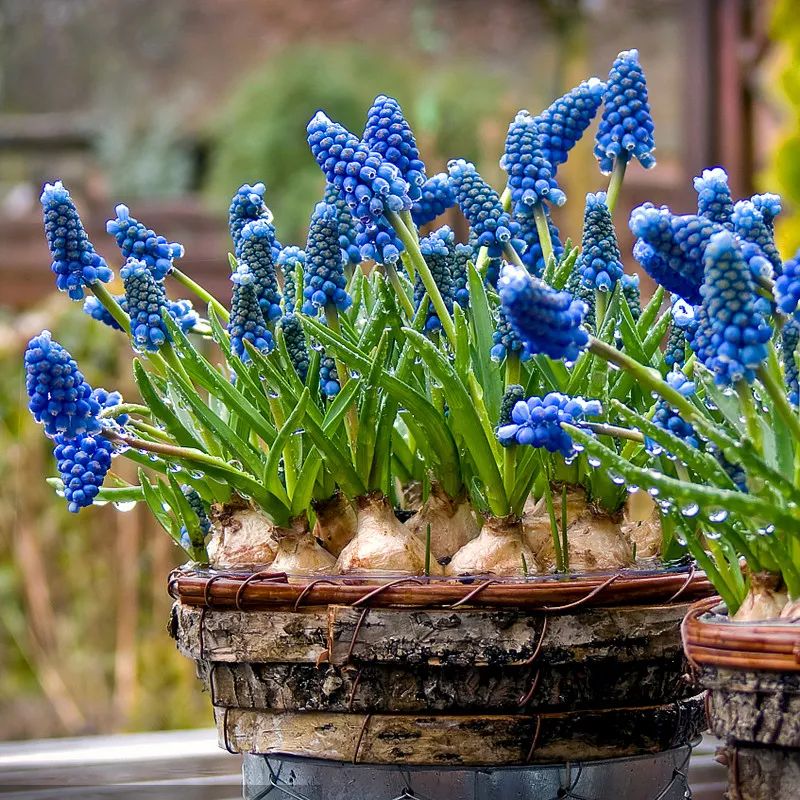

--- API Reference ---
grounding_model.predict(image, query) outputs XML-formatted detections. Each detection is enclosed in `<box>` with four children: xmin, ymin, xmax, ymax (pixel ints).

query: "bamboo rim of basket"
<box><xmin>169</xmin><ymin>563</ymin><xmax>713</xmax><ymax>612</ymax></box>
<box><xmin>682</xmin><ymin>596</ymin><xmax>800</xmax><ymax>673</ymax></box>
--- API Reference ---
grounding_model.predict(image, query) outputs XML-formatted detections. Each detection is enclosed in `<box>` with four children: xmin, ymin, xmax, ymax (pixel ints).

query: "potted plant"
<box><xmin>28</xmin><ymin>50</ymin><xmax>714</xmax><ymax>782</ymax></box>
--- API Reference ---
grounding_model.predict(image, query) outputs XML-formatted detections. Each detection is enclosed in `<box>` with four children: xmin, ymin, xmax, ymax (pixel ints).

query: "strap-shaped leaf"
<box><xmin>265</xmin><ymin>388</ymin><xmax>310</xmax><ymax>504</ymax></box>
<box><xmin>636</xmin><ymin>285</ymin><xmax>666</xmax><ymax>337</ymax></box>
<box><xmin>467</xmin><ymin>262</ymin><xmax>503</xmax><ymax>422</ymax></box>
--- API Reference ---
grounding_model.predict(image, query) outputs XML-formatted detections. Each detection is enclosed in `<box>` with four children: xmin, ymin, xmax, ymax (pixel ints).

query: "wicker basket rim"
<box><xmin>682</xmin><ymin>596</ymin><xmax>800</xmax><ymax>673</ymax></box>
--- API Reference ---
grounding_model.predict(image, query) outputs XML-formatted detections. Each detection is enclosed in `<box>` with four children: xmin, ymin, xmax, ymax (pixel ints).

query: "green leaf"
<box><xmin>636</xmin><ymin>285</ymin><xmax>666</xmax><ymax>337</ymax></box>
<box><xmin>467</xmin><ymin>262</ymin><xmax>503</xmax><ymax>422</ymax></box>
<box><xmin>139</xmin><ymin>469</ymin><xmax>181</xmax><ymax>544</ymax></box>
<box><xmin>265</xmin><ymin>388</ymin><xmax>310</xmax><ymax>504</ymax></box>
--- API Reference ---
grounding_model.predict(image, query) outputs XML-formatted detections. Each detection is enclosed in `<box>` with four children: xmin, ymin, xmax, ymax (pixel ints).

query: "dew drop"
<box><xmin>113</xmin><ymin>500</ymin><xmax>137</xmax><ymax>513</ymax></box>
<box><xmin>587</xmin><ymin>456</ymin><xmax>601</xmax><ymax>468</ymax></box>
<box><xmin>648</xmin><ymin>486</ymin><xmax>660</xmax><ymax>497</ymax></box>
<box><xmin>680</xmin><ymin>502</ymin><xmax>699</xmax><ymax>518</ymax></box>
<box><xmin>708</xmin><ymin>509</ymin><xmax>728</xmax><ymax>523</ymax></box>
<box><xmin>609</xmin><ymin>471</ymin><xmax>625</xmax><ymax>485</ymax></box>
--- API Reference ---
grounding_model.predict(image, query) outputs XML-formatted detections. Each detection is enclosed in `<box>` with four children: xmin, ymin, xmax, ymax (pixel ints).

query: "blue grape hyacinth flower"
<box><xmin>664</xmin><ymin>298</ymin><xmax>695</xmax><ymax>368</ymax></box>
<box><xmin>647</xmin><ymin>370</ymin><xmax>699</xmax><ymax>454</ymax></box>
<box><xmin>594</xmin><ymin>49</ymin><xmax>656</xmax><ymax>174</ymax></box>
<box><xmin>750</xmin><ymin>193</ymin><xmax>782</xmax><ymax>234</ymax></box>
<box><xmin>40</xmin><ymin>181</ymin><xmax>113</xmax><ymax>300</ymax></box>
<box><xmin>228</xmin><ymin>268</ymin><xmax>275</xmax><ymax>362</ymax></box>
<box><xmin>500</xmin><ymin>110</ymin><xmax>566</xmax><ymax>216</ymax></box>
<box><xmin>84</xmin><ymin>293</ymin><xmax>196</xmax><ymax>334</ymax></box>
<box><xmin>449</xmin><ymin>159</ymin><xmax>522</xmax><ymax>258</ymax></box>
<box><xmin>302</xmin><ymin>202</ymin><xmax>352</xmax><ymax>315</ymax></box>
<box><xmin>411</xmin><ymin>173</ymin><xmax>456</xmax><ymax>227</ymax></box>
<box><xmin>783</xmin><ymin>318</ymin><xmax>800</xmax><ymax>406</ymax></box>
<box><xmin>450</xmin><ymin>242</ymin><xmax>472</xmax><ymax>309</ymax></box>
<box><xmin>307</xmin><ymin>111</ymin><xmax>411</xmax><ymax>225</ymax></box>
<box><xmin>496</xmin><ymin>393</ymin><xmax>602</xmax><ymax>458</ymax></box>
<box><xmin>363</xmin><ymin>95</ymin><xmax>426</xmax><ymax>201</ymax></box>
<box><xmin>776</xmin><ymin>250</ymin><xmax>800</xmax><ymax>317</ymax></box>
<box><xmin>491</xmin><ymin>306</ymin><xmax>529</xmax><ymax>363</ymax></box>
<box><xmin>414</xmin><ymin>227</ymin><xmax>454</xmax><ymax>333</ymax></box>
<box><xmin>498</xmin><ymin>263</ymin><xmax>588</xmax><ymax>362</ymax></box>
<box><xmin>517</xmin><ymin>211</ymin><xmax>563</xmax><ymax>277</ymax></box>
<box><xmin>324</xmin><ymin>183</ymin><xmax>361</xmax><ymax>267</ymax></box>
<box><xmin>25</xmin><ymin>330</ymin><xmax>102</xmax><ymax>439</ymax></box>
<box><xmin>106</xmin><ymin>204</ymin><xmax>184</xmax><ymax>280</ymax></box>
<box><xmin>276</xmin><ymin>246</ymin><xmax>305</xmax><ymax>313</ymax></box>
<box><xmin>319</xmin><ymin>354</ymin><xmax>340</xmax><ymax>398</ymax></box>
<box><xmin>237</xmin><ymin>219</ymin><xmax>283</xmax><ymax>322</ymax></box>
<box><xmin>228</xmin><ymin>182</ymin><xmax>274</xmax><ymax>252</ymax></box>
<box><xmin>577</xmin><ymin>191</ymin><xmax>623</xmax><ymax>292</ymax></box>
<box><xmin>689</xmin><ymin>230</ymin><xmax>772</xmax><ymax>386</ymax></box>
<box><xmin>91</xmin><ymin>387</ymin><xmax>128</xmax><ymax>426</ymax></box>
<box><xmin>121</xmin><ymin>258</ymin><xmax>171</xmax><ymax>352</ymax></box>
<box><xmin>356</xmin><ymin>217</ymin><xmax>405</xmax><ymax>265</ymax></box>
<box><xmin>54</xmin><ymin>431</ymin><xmax>114</xmax><ymax>513</ymax></box>
<box><xmin>621</xmin><ymin>273</ymin><xmax>642</xmax><ymax>321</ymax></box>
<box><xmin>630</xmin><ymin>204</ymin><xmax>722</xmax><ymax>304</ymax></box>
<box><xmin>535</xmin><ymin>77</ymin><xmax>605</xmax><ymax>170</ymax></box>
<box><xmin>732</xmin><ymin>199</ymin><xmax>782</xmax><ymax>276</ymax></box>
<box><xmin>694</xmin><ymin>168</ymin><xmax>734</xmax><ymax>230</ymax></box>
<box><xmin>279</xmin><ymin>313</ymin><xmax>310</xmax><ymax>383</ymax></box>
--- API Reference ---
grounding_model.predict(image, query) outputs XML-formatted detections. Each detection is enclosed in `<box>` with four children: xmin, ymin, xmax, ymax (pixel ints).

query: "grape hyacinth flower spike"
<box><xmin>498</xmin><ymin>263</ymin><xmax>588</xmax><ymax>362</ymax></box>
<box><xmin>750</xmin><ymin>193</ymin><xmax>782</xmax><ymax>234</ymax></box>
<box><xmin>496</xmin><ymin>393</ymin><xmax>602</xmax><ymax>459</ymax></box>
<box><xmin>363</xmin><ymin>94</ymin><xmax>426</xmax><ymax>201</ymax></box>
<box><xmin>450</xmin><ymin>242</ymin><xmax>472</xmax><ymax>309</ymax></box>
<box><xmin>694</xmin><ymin>168</ymin><xmax>734</xmax><ymax>230</ymax></box>
<box><xmin>276</xmin><ymin>246</ymin><xmax>305</xmax><ymax>313</ymax></box>
<box><xmin>411</xmin><ymin>173</ymin><xmax>456</xmax><ymax>227</ymax></box>
<box><xmin>228</xmin><ymin>182</ymin><xmax>274</xmax><ymax>252</ymax></box>
<box><xmin>594</xmin><ymin>49</ymin><xmax>656</xmax><ymax>174</ymax></box>
<box><xmin>106</xmin><ymin>204</ymin><xmax>184</xmax><ymax>280</ymax></box>
<box><xmin>647</xmin><ymin>370</ymin><xmax>699</xmax><ymax>454</ymax></box>
<box><xmin>228</xmin><ymin>268</ymin><xmax>275</xmax><ymax>362</ymax></box>
<box><xmin>25</xmin><ymin>330</ymin><xmax>102</xmax><ymax>438</ymax></box>
<box><xmin>535</xmin><ymin>77</ymin><xmax>605</xmax><ymax>170</ymax></box>
<box><xmin>414</xmin><ymin>227</ymin><xmax>454</xmax><ymax>333</ymax></box>
<box><xmin>40</xmin><ymin>181</ymin><xmax>113</xmax><ymax>300</ymax></box>
<box><xmin>776</xmin><ymin>250</ymin><xmax>800</xmax><ymax>318</ymax></box>
<box><xmin>356</xmin><ymin>217</ymin><xmax>405</xmax><ymax>266</ymax></box>
<box><xmin>54</xmin><ymin>432</ymin><xmax>115</xmax><ymax>513</ymax></box>
<box><xmin>302</xmin><ymin>202</ymin><xmax>352</xmax><ymax>315</ymax></box>
<box><xmin>500</xmin><ymin>110</ymin><xmax>566</xmax><ymax>216</ymax></box>
<box><xmin>448</xmin><ymin>159</ymin><xmax>522</xmax><ymax>259</ymax></box>
<box><xmin>690</xmin><ymin>230</ymin><xmax>772</xmax><ymax>386</ymax></box>
<box><xmin>236</xmin><ymin>219</ymin><xmax>283</xmax><ymax>322</ymax></box>
<box><xmin>306</xmin><ymin>111</ymin><xmax>411</xmax><ymax>225</ymax></box>
<box><xmin>732</xmin><ymin>199</ymin><xmax>782</xmax><ymax>276</ymax></box>
<box><xmin>121</xmin><ymin>258</ymin><xmax>171</xmax><ymax>352</ymax></box>
<box><xmin>577</xmin><ymin>191</ymin><xmax>623</xmax><ymax>292</ymax></box>
<box><xmin>664</xmin><ymin>298</ymin><xmax>694</xmax><ymax>368</ymax></box>
<box><xmin>517</xmin><ymin>211</ymin><xmax>563</xmax><ymax>277</ymax></box>
<box><xmin>324</xmin><ymin>183</ymin><xmax>361</xmax><ymax>268</ymax></box>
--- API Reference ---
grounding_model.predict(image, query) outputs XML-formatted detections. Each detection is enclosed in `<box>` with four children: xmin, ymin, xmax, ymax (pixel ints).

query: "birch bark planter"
<box><xmin>170</xmin><ymin>566</ymin><xmax>711</xmax><ymax>767</ymax></box>
<box><xmin>683</xmin><ymin>596</ymin><xmax>800</xmax><ymax>800</ymax></box>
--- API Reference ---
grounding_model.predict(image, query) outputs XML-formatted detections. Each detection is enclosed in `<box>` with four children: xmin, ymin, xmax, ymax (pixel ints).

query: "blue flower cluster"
<box><xmin>693</xmin><ymin>168</ymin><xmax>734</xmax><ymax>230</ymax></box>
<box><xmin>498</xmin><ymin>263</ymin><xmax>588</xmax><ymax>362</ymax></box>
<box><xmin>179</xmin><ymin>485</ymin><xmax>211</xmax><ymax>551</ymax></box>
<box><xmin>106</xmin><ymin>204</ymin><xmax>184</xmax><ymax>280</ymax></box>
<box><xmin>91</xmin><ymin>387</ymin><xmax>128</xmax><ymax>425</ymax></box>
<box><xmin>448</xmin><ymin>159</ymin><xmax>522</xmax><ymax>258</ymax></box>
<box><xmin>594</xmin><ymin>49</ymin><xmax>656</xmax><ymax>174</ymax></box>
<box><xmin>363</xmin><ymin>95</ymin><xmax>426</xmax><ymax>201</ymax></box>
<box><xmin>83</xmin><ymin>293</ymin><xmax>197</xmax><ymax>334</ymax></box>
<box><xmin>690</xmin><ymin>231</ymin><xmax>772</xmax><ymax>386</ymax></box>
<box><xmin>491</xmin><ymin>306</ymin><xmax>529</xmax><ymax>363</ymax></box>
<box><xmin>319</xmin><ymin>355</ymin><xmax>340</xmax><ymax>397</ymax></box>
<box><xmin>577</xmin><ymin>192</ymin><xmax>623</xmax><ymax>292</ymax></box>
<box><xmin>630</xmin><ymin>204</ymin><xmax>721</xmax><ymax>304</ymax></box>
<box><xmin>356</xmin><ymin>216</ymin><xmax>405</xmax><ymax>265</ymax></box>
<box><xmin>621</xmin><ymin>273</ymin><xmax>641</xmax><ymax>321</ymax></box>
<box><xmin>647</xmin><ymin>370</ymin><xmax>699</xmax><ymax>453</ymax></box>
<box><xmin>40</xmin><ymin>181</ymin><xmax>113</xmax><ymax>300</ymax></box>
<box><xmin>776</xmin><ymin>251</ymin><xmax>800</xmax><ymax>317</ymax></box>
<box><xmin>279</xmin><ymin>313</ymin><xmax>310</xmax><ymax>383</ymax></box>
<box><xmin>237</xmin><ymin>219</ymin><xmax>283</xmax><ymax>322</ymax></box>
<box><xmin>500</xmin><ymin>110</ymin><xmax>566</xmax><ymax>215</ymax></box>
<box><xmin>25</xmin><ymin>330</ymin><xmax>102</xmax><ymax>438</ymax></box>
<box><xmin>324</xmin><ymin>183</ymin><xmax>361</xmax><ymax>267</ymax></box>
<box><xmin>450</xmin><ymin>242</ymin><xmax>472</xmax><ymax>309</ymax></box>
<box><xmin>732</xmin><ymin>199</ymin><xmax>782</xmax><ymax>276</ymax></box>
<box><xmin>121</xmin><ymin>258</ymin><xmax>171</xmax><ymax>352</ymax></box>
<box><xmin>750</xmin><ymin>193</ymin><xmax>782</xmax><ymax>233</ymax></box>
<box><xmin>302</xmin><ymin>202</ymin><xmax>352</xmax><ymax>314</ymax></box>
<box><xmin>411</xmin><ymin>173</ymin><xmax>456</xmax><ymax>227</ymax></box>
<box><xmin>54</xmin><ymin>432</ymin><xmax>114</xmax><ymax>513</ymax></box>
<box><xmin>783</xmin><ymin>318</ymin><xmax>800</xmax><ymax>406</ymax></box>
<box><xmin>565</xmin><ymin>264</ymin><xmax>596</xmax><ymax>331</ymax></box>
<box><xmin>228</xmin><ymin>183</ymin><xmax>274</xmax><ymax>253</ymax></box>
<box><xmin>228</xmin><ymin>269</ymin><xmax>275</xmax><ymax>361</ymax></box>
<box><xmin>276</xmin><ymin>246</ymin><xmax>305</xmax><ymax>312</ymax></box>
<box><xmin>535</xmin><ymin>77</ymin><xmax>605</xmax><ymax>170</ymax></box>
<box><xmin>517</xmin><ymin>211</ymin><xmax>563</xmax><ymax>277</ymax></box>
<box><xmin>307</xmin><ymin>111</ymin><xmax>411</xmax><ymax>225</ymax></box>
<box><xmin>496</xmin><ymin>393</ymin><xmax>602</xmax><ymax>458</ymax></box>
<box><xmin>664</xmin><ymin>298</ymin><xmax>694</xmax><ymax>368</ymax></box>
<box><xmin>414</xmin><ymin>227</ymin><xmax>454</xmax><ymax>333</ymax></box>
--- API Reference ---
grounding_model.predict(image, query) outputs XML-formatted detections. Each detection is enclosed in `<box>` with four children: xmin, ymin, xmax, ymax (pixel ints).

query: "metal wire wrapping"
<box><xmin>244</xmin><ymin>739</ymin><xmax>698</xmax><ymax>800</ymax></box>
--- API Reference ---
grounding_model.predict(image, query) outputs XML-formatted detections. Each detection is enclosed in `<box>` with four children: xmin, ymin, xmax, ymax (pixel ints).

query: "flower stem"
<box><xmin>388</xmin><ymin>211</ymin><xmax>455</xmax><ymax>343</ymax></box>
<box><xmin>503</xmin><ymin>354</ymin><xmax>521</xmax><ymax>495</ymax></box>
<box><xmin>90</xmin><ymin>282</ymin><xmax>131</xmax><ymax>334</ymax></box>
<box><xmin>385</xmin><ymin>262</ymin><xmax>416</xmax><ymax>319</ymax></box>
<box><xmin>583</xmin><ymin>421</ymin><xmax>644</xmax><ymax>442</ymax></box>
<box><xmin>595</xmin><ymin>289</ymin><xmax>609</xmax><ymax>331</ymax></box>
<box><xmin>99</xmin><ymin>403</ymin><xmax>150</xmax><ymax>419</ymax></box>
<box><xmin>400</xmin><ymin>210</ymin><xmax>418</xmax><ymax>244</ymax></box>
<box><xmin>736</xmin><ymin>380</ymin><xmax>763</xmax><ymax>456</ymax></box>
<box><xmin>503</xmin><ymin>242</ymin><xmax>525</xmax><ymax>268</ymax></box>
<box><xmin>605</xmin><ymin>156</ymin><xmax>628</xmax><ymax>215</ymax></box>
<box><xmin>532</xmin><ymin>203</ymin><xmax>554</xmax><ymax>267</ymax></box>
<box><xmin>325</xmin><ymin>304</ymin><xmax>359</xmax><ymax>455</ymax></box>
<box><xmin>758</xmin><ymin>364</ymin><xmax>800</xmax><ymax>445</ymax></box>
<box><xmin>170</xmin><ymin>268</ymin><xmax>230</xmax><ymax>322</ymax></box>
<box><xmin>540</xmin><ymin>459</ymin><xmax>565</xmax><ymax>572</ymax></box>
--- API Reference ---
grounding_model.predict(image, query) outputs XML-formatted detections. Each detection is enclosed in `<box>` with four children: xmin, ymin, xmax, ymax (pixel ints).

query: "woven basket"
<box><xmin>170</xmin><ymin>565</ymin><xmax>711</xmax><ymax>766</ymax></box>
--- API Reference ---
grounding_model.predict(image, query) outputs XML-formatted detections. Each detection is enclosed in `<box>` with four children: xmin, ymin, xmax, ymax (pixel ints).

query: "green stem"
<box><xmin>595</xmin><ymin>289</ymin><xmax>609</xmax><ymax>331</ymax></box>
<box><xmin>532</xmin><ymin>203</ymin><xmax>554</xmax><ymax>267</ymax></box>
<box><xmin>90</xmin><ymin>282</ymin><xmax>131</xmax><ymax>334</ymax></box>
<box><xmin>605</xmin><ymin>156</ymin><xmax>628</xmax><ymax>215</ymax></box>
<box><xmin>540</xmin><ymin>461</ymin><xmax>565</xmax><ymax>572</ymax></box>
<box><xmin>170</xmin><ymin>268</ymin><xmax>230</xmax><ymax>322</ymax></box>
<box><xmin>388</xmin><ymin>211</ymin><xmax>456</xmax><ymax>343</ymax></box>
<box><xmin>400</xmin><ymin>209</ymin><xmax>418</xmax><ymax>244</ymax></box>
<box><xmin>325</xmin><ymin>304</ymin><xmax>359</xmax><ymax>456</ymax></box>
<box><xmin>128</xmin><ymin>419</ymin><xmax>173</xmax><ymax>443</ymax></box>
<box><xmin>560</xmin><ymin>484</ymin><xmax>569</xmax><ymax>573</ymax></box>
<box><xmin>99</xmin><ymin>403</ymin><xmax>150</xmax><ymax>419</ymax></box>
<box><xmin>583</xmin><ymin>422</ymin><xmax>644</xmax><ymax>442</ymax></box>
<box><xmin>503</xmin><ymin>354</ymin><xmax>521</xmax><ymax>496</ymax></box>
<box><xmin>500</xmin><ymin>186</ymin><xmax>512</xmax><ymax>212</ymax></box>
<box><xmin>758</xmin><ymin>365</ymin><xmax>800</xmax><ymax>445</ymax></box>
<box><xmin>267</xmin><ymin>397</ymin><xmax>298</xmax><ymax>498</ymax></box>
<box><xmin>385</xmin><ymin>262</ymin><xmax>416</xmax><ymax>319</ymax></box>
<box><xmin>736</xmin><ymin>380</ymin><xmax>763</xmax><ymax>456</ymax></box>
<box><xmin>502</xmin><ymin>242</ymin><xmax>525</xmax><ymax>268</ymax></box>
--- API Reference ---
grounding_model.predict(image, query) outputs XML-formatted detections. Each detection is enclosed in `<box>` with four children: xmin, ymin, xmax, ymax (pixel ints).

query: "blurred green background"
<box><xmin>0</xmin><ymin>0</ymin><xmax>793</xmax><ymax>740</ymax></box>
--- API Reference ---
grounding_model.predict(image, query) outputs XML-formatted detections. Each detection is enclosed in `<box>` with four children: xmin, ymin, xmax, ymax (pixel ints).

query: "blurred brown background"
<box><xmin>0</xmin><ymin>0</ymin><xmax>791</xmax><ymax>740</ymax></box>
